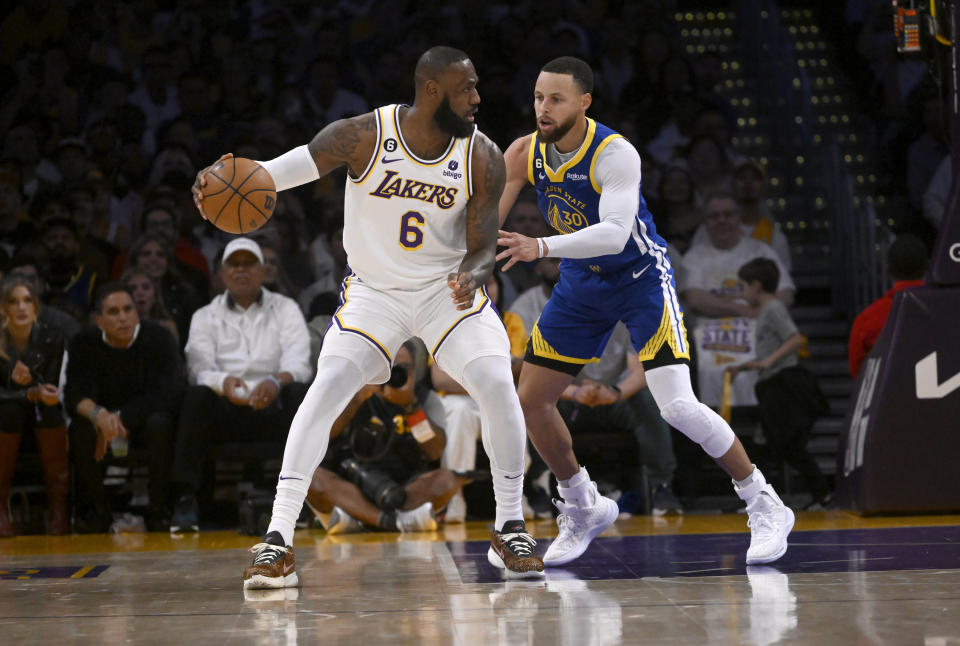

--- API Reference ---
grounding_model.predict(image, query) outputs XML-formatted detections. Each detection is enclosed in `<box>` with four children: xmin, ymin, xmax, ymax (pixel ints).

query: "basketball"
<box><xmin>201</xmin><ymin>157</ymin><xmax>276</xmax><ymax>234</ymax></box>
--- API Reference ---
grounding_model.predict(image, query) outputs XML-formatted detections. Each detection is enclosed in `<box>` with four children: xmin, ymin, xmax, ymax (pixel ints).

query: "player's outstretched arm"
<box><xmin>498</xmin><ymin>134</ymin><xmax>532</xmax><ymax>226</ymax></box>
<box><xmin>448</xmin><ymin>133</ymin><xmax>505</xmax><ymax>311</ymax></box>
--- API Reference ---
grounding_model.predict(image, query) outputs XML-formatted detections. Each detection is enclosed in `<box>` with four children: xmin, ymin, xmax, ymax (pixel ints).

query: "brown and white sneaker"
<box><xmin>487</xmin><ymin>520</ymin><xmax>545</xmax><ymax>579</ymax></box>
<box><xmin>243</xmin><ymin>531</ymin><xmax>299</xmax><ymax>590</ymax></box>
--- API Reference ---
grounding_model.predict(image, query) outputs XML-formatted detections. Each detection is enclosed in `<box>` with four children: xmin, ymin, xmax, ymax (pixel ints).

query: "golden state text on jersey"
<box><xmin>528</xmin><ymin>118</ymin><xmax>667</xmax><ymax>275</ymax></box>
<box><xmin>343</xmin><ymin>104</ymin><xmax>476</xmax><ymax>291</ymax></box>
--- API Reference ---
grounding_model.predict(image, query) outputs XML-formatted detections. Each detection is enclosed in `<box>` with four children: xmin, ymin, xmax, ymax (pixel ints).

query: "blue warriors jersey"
<box><xmin>525</xmin><ymin>118</ymin><xmax>689</xmax><ymax>369</ymax></box>
<box><xmin>527</xmin><ymin>118</ymin><xmax>667</xmax><ymax>275</ymax></box>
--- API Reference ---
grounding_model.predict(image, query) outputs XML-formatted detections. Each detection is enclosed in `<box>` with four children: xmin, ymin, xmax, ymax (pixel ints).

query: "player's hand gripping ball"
<box><xmin>195</xmin><ymin>155</ymin><xmax>276</xmax><ymax>234</ymax></box>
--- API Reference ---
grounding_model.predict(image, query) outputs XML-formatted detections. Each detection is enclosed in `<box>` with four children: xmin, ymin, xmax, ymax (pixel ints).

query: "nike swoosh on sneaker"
<box><xmin>279</xmin><ymin>476</ymin><xmax>301</xmax><ymax>481</ymax></box>
<box><xmin>283</xmin><ymin>562</ymin><xmax>295</xmax><ymax>575</ymax></box>
<box><xmin>633</xmin><ymin>265</ymin><xmax>650</xmax><ymax>279</ymax></box>
<box><xmin>381</xmin><ymin>156</ymin><xmax>403</xmax><ymax>164</ymax></box>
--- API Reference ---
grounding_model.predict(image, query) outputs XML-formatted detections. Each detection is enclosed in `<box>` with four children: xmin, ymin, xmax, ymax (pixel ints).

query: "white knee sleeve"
<box><xmin>646</xmin><ymin>363</ymin><xmax>735</xmax><ymax>459</ymax></box>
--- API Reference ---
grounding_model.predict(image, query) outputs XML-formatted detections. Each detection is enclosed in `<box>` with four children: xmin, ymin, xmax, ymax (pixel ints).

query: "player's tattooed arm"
<box><xmin>498</xmin><ymin>134</ymin><xmax>533</xmax><ymax>226</ymax></box>
<box><xmin>308</xmin><ymin>112</ymin><xmax>378</xmax><ymax>178</ymax></box>
<box><xmin>448</xmin><ymin>133</ymin><xmax>505</xmax><ymax>310</ymax></box>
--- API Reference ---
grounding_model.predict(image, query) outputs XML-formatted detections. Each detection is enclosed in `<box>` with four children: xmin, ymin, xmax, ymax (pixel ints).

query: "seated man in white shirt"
<box><xmin>169</xmin><ymin>238</ymin><xmax>312</xmax><ymax>533</ymax></box>
<box><xmin>680</xmin><ymin>193</ymin><xmax>795</xmax><ymax>409</ymax></box>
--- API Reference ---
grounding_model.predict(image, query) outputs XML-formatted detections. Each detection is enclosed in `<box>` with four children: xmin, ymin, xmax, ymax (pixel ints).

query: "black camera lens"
<box><xmin>388</xmin><ymin>364</ymin><xmax>408</xmax><ymax>388</ymax></box>
<box><xmin>341</xmin><ymin>458</ymin><xmax>407</xmax><ymax>510</ymax></box>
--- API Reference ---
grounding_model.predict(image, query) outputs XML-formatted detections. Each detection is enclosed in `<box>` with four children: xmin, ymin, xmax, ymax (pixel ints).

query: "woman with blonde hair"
<box><xmin>0</xmin><ymin>273</ymin><xmax>69</xmax><ymax>536</ymax></box>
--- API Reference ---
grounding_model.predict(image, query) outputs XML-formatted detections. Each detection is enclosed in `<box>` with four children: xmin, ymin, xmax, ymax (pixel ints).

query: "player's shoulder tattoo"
<box><xmin>310</xmin><ymin>112</ymin><xmax>377</xmax><ymax>166</ymax></box>
<box><xmin>471</xmin><ymin>132</ymin><xmax>506</xmax><ymax>199</ymax></box>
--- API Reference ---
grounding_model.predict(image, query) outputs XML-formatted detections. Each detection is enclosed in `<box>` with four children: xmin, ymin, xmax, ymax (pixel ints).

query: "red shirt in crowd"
<box><xmin>848</xmin><ymin>279</ymin><xmax>924</xmax><ymax>379</ymax></box>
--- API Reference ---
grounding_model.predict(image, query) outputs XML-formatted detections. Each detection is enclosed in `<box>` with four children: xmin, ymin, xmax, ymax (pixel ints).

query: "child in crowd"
<box><xmin>729</xmin><ymin>258</ymin><xmax>832</xmax><ymax>509</ymax></box>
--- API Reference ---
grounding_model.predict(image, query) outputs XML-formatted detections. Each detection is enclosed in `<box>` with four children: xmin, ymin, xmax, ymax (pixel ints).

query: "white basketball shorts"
<box><xmin>320</xmin><ymin>272</ymin><xmax>511</xmax><ymax>384</ymax></box>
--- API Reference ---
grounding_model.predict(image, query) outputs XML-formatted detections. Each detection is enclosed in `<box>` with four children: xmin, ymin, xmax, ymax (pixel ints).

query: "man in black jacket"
<box><xmin>65</xmin><ymin>282</ymin><xmax>183</xmax><ymax>532</ymax></box>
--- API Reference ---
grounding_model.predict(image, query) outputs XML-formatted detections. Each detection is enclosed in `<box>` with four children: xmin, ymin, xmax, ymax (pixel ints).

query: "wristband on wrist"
<box><xmin>609</xmin><ymin>384</ymin><xmax>622</xmax><ymax>400</ymax></box>
<box><xmin>265</xmin><ymin>375</ymin><xmax>282</xmax><ymax>390</ymax></box>
<box><xmin>536</xmin><ymin>237</ymin><xmax>544</xmax><ymax>258</ymax></box>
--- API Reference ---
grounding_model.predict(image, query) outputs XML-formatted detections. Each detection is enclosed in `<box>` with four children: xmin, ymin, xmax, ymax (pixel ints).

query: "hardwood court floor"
<box><xmin>2</xmin><ymin>512</ymin><xmax>960</xmax><ymax>645</ymax></box>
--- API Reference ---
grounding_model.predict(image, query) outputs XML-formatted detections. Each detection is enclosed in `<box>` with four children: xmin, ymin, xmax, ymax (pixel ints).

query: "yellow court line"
<box><xmin>70</xmin><ymin>565</ymin><xmax>95</xmax><ymax>578</ymax></box>
<box><xmin>2</xmin><ymin>513</ymin><xmax>959</xmax><ymax>557</ymax></box>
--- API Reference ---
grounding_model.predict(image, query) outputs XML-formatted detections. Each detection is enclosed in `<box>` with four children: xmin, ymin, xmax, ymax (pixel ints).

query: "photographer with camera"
<box><xmin>305</xmin><ymin>340</ymin><xmax>462</xmax><ymax>533</ymax></box>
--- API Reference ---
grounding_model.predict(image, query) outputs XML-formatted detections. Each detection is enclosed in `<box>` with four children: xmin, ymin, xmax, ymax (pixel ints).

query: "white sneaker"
<box><xmin>744</xmin><ymin>492</ymin><xmax>795</xmax><ymax>564</ymax></box>
<box><xmin>543</xmin><ymin>491</ymin><xmax>619</xmax><ymax>566</ymax></box>
<box><xmin>445</xmin><ymin>492</ymin><xmax>467</xmax><ymax>524</ymax></box>
<box><xmin>396</xmin><ymin>502</ymin><xmax>438</xmax><ymax>532</ymax></box>
<box><xmin>326</xmin><ymin>506</ymin><xmax>365</xmax><ymax>535</ymax></box>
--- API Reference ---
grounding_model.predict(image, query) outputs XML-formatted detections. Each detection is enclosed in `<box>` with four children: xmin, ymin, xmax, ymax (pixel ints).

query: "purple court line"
<box><xmin>447</xmin><ymin>525</ymin><xmax>960</xmax><ymax>583</ymax></box>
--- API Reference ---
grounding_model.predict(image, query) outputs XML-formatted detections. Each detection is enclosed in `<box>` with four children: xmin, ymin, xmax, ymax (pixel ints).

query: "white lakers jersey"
<box><xmin>343</xmin><ymin>104</ymin><xmax>476</xmax><ymax>291</ymax></box>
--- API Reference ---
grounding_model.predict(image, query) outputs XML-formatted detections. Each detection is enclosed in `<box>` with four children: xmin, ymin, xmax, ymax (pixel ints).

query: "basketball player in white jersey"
<box><xmin>192</xmin><ymin>47</ymin><xmax>544</xmax><ymax>586</ymax></box>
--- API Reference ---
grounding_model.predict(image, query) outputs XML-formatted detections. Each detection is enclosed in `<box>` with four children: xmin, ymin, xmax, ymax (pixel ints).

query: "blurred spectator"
<box><xmin>500</xmin><ymin>192</ymin><xmax>552</xmax><ymax>298</ymax></box>
<box><xmin>650</xmin><ymin>165</ymin><xmax>702</xmax><ymax>255</ymax></box>
<box><xmin>307</xmin><ymin>341</ymin><xmax>447</xmax><ymax>534</ymax></box>
<box><xmin>40</xmin><ymin>215</ymin><xmax>98</xmax><ymax>321</ymax></box>
<box><xmin>691</xmin><ymin>160</ymin><xmax>791</xmax><ymax>269</ymax></box>
<box><xmin>66</xmin><ymin>183</ymin><xmax>115</xmax><ymax>278</ymax></box>
<box><xmin>0</xmin><ymin>273</ymin><xmax>69</xmax><ymax>536</ymax></box>
<box><xmin>0</xmin><ymin>166</ymin><xmax>32</xmax><ymax>258</ymax></box>
<box><xmin>122</xmin><ymin>268</ymin><xmax>179</xmax><ymax>346</ymax></box>
<box><xmin>133</xmin><ymin>199</ymin><xmax>210</xmax><ymax>285</ymax></box>
<box><xmin>65</xmin><ymin>282</ymin><xmax>183</xmax><ymax>532</ymax></box>
<box><xmin>127</xmin><ymin>46</ymin><xmax>180</xmax><ymax>155</ymax></box>
<box><xmin>52</xmin><ymin>137</ymin><xmax>90</xmax><ymax>187</ymax></box>
<box><xmin>644</xmin><ymin>92</ymin><xmax>705</xmax><ymax>167</ymax></box>
<box><xmin>257</xmin><ymin>239</ymin><xmax>296</xmax><ymax>298</ymax></box>
<box><xmin>169</xmin><ymin>237</ymin><xmax>311</xmax><ymax>533</ymax></box>
<box><xmin>127</xmin><ymin>232</ymin><xmax>203</xmax><ymax>346</ymax></box>
<box><xmin>4</xmin><ymin>121</ymin><xmax>60</xmax><ymax>200</ymax></box>
<box><xmin>729</xmin><ymin>258</ymin><xmax>831</xmax><ymax>509</ymax></box>
<box><xmin>848</xmin><ymin>234</ymin><xmax>927</xmax><ymax>379</ymax></box>
<box><xmin>0</xmin><ymin>2</ymin><xmax>68</xmax><ymax>65</ymax></box>
<box><xmin>507</xmin><ymin>258</ymin><xmax>561</xmax><ymax>341</ymax></box>
<box><xmin>680</xmin><ymin>193</ymin><xmax>794</xmax><ymax>408</ymax></box>
<box><xmin>303</xmin><ymin>55</ymin><xmax>368</xmax><ymax>125</ymax></box>
<box><xmin>6</xmin><ymin>252</ymin><xmax>79</xmax><ymax>339</ymax></box>
<box><xmin>682</xmin><ymin>194</ymin><xmax>795</xmax><ymax>317</ymax></box>
<box><xmin>685</xmin><ymin>133</ymin><xmax>734</xmax><ymax>206</ymax></box>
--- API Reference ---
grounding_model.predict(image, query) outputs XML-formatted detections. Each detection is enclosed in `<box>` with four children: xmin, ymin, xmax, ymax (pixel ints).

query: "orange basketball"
<box><xmin>201</xmin><ymin>157</ymin><xmax>276</xmax><ymax>234</ymax></box>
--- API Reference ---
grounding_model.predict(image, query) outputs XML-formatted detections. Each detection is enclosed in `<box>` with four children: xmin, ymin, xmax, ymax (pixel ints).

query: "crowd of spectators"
<box><xmin>0</xmin><ymin>0</ymin><xmax>945</xmax><ymax>533</ymax></box>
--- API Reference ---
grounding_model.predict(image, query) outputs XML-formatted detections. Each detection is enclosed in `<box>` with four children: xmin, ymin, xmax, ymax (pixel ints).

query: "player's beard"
<box><xmin>537</xmin><ymin>112</ymin><xmax>578</xmax><ymax>144</ymax></box>
<box><xmin>433</xmin><ymin>96</ymin><xmax>475</xmax><ymax>138</ymax></box>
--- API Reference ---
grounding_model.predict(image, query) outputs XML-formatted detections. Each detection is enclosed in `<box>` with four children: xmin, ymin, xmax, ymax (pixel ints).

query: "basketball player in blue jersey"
<box><xmin>497</xmin><ymin>57</ymin><xmax>794</xmax><ymax>567</ymax></box>
<box><xmin>192</xmin><ymin>47</ymin><xmax>544</xmax><ymax>586</ymax></box>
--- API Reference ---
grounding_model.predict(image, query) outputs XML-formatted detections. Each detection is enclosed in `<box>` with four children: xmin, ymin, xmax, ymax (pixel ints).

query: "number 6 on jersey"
<box><xmin>399</xmin><ymin>210</ymin><xmax>425</xmax><ymax>249</ymax></box>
